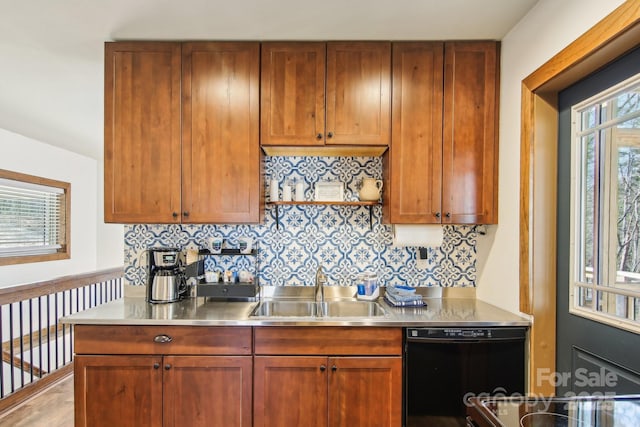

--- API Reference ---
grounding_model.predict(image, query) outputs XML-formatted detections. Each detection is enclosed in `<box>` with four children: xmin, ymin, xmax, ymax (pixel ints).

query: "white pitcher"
<box><xmin>358</xmin><ymin>178</ymin><xmax>383</xmax><ymax>201</ymax></box>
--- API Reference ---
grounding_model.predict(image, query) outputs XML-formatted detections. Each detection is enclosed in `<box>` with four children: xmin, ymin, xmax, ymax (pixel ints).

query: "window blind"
<box><xmin>0</xmin><ymin>177</ymin><xmax>66</xmax><ymax>257</ymax></box>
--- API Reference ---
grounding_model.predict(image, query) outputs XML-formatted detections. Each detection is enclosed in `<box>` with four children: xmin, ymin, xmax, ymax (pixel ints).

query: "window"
<box><xmin>570</xmin><ymin>73</ymin><xmax>640</xmax><ymax>333</ymax></box>
<box><xmin>0</xmin><ymin>169</ymin><xmax>70</xmax><ymax>265</ymax></box>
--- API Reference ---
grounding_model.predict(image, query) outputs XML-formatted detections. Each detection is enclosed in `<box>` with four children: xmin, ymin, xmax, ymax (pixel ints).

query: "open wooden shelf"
<box><xmin>198</xmin><ymin>248</ymin><xmax>258</xmax><ymax>256</ymax></box>
<box><xmin>261</xmin><ymin>145</ymin><xmax>388</xmax><ymax>157</ymax></box>
<box><xmin>267</xmin><ymin>201</ymin><xmax>380</xmax><ymax>206</ymax></box>
<box><xmin>267</xmin><ymin>200</ymin><xmax>382</xmax><ymax>230</ymax></box>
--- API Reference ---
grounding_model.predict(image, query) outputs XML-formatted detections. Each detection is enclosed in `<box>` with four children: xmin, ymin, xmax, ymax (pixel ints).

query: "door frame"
<box><xmin>519</xmin><ymin>0</ymin><xmax>640</xmax><ymax>395</ymax></box>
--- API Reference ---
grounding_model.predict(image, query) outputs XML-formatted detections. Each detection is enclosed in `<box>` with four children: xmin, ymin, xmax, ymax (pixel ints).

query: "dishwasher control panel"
<box><xmin>406</xmin><ymin>327</ymin><xmax>527</xmax><ymax>341</ymax></box>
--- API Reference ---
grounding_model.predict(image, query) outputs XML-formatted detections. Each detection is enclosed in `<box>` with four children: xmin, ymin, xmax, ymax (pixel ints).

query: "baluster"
<box><xmin>29</xmin><ymin>298</ymin><xmax>34</xmax><ymax>383</ymax></box>
<box><xmin>9</xmin><ymin>303</ymin><xmax>15</xmax><ymax>393</ymax></box>
<box><xmin>0</xmin><ymin>305</ymin><xmax>4</xmax><ymax>398</ymax></box>
<box><xmin>54</xmin><ymin>293</ymin><xmax>59</xmax><ymax>369</ymax></box>
<box><xmin>46</xmin><ymin>295</ymin><xmax>51</xmax><ymax>376</ymax></box>
<box><xmin>38</xmin><ymin>296</ymin><xmax>43</xmax><ymax>379</ymax></box>
<box><xmin>62</xmin><ymin>290</ymin><xmax>66</xmax><ymax>366</ymax></box>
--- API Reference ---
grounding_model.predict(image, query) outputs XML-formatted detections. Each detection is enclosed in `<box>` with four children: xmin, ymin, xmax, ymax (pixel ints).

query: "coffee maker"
<box><xmin>147</xmin><ymin>247</ymin><xmax>186</xmax><ymax>303</ymax></box>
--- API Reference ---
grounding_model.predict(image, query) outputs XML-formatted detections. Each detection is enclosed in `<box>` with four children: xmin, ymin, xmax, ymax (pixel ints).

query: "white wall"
<box><xmin>476</xmin><ymin>0</ymin><xmax>626</xmax><ymax>313</ymax></box>
<box><xmin>0</xmin><ymin>128</ymin><xmax>123</xmax><ymax>287</ymax></box>
<box><xmin>96</xmin><ymin>161</ymin><xmax>124</xmax><ymax>269</ymax></box>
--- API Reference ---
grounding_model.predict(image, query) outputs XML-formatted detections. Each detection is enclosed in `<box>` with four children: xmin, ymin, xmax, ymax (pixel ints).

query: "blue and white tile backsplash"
<box><xmin>124</xmin><ymin>156</ymin><xmax>478</xmax><ymax>288</ymax></box>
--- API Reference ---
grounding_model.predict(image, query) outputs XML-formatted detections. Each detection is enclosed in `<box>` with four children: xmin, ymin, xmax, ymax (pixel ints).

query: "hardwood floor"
<box><xmin>0</xmin><ymin>375</ymin><xmax>73</xmax><ymax>427</ymax></box>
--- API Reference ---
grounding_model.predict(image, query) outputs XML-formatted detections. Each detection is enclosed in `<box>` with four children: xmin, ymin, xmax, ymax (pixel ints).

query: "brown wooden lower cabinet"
<box><xmin>74</xmin><ymin>325</ymin><xmax>402</xmax><ymax>427</ymax></box>
<box><xmin>75</xmin><ymin>355</ymin><xmax>252</xmax><ymax>427</ymax></box>
<box><xmin>163</xmin><ymin>356</ymin><xmax>252</xmax><ymax>427</ymax></box>
<box><xmin>253</xmin><ymin>356</ymin><xmax>328</xmax><ymax>427</ymax></box>
<box><xmin>253</xmin><ymin>355</ymin><xmax>402</xmax><ymax>427</ymax></box>
<box><xmin>73</xmin><ymin>325</ymin><xmax>253</xmax><ymax>427</ymax></box>
<box><xmin>328</xmin><ymin>356</ymin><xmax>402</xmax><ymax>427</ymax></box>
<box><xmin>75</xmin><ymin>355</ymin><xmax>163</xmax><ymax>427</ymax></box>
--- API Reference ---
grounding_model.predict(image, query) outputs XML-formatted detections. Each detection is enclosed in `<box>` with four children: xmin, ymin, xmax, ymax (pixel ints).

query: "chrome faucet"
<box><xmin>315</xmin><ymin>266</ymin><xmax>327</xmax><ymax>303</ymax></box>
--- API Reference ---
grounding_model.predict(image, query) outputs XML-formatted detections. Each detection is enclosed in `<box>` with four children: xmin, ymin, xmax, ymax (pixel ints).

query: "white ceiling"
<box><xmin>0</xmin><ymin>0</ymin><xmax>539</xmax><ymax>160</ymax></box>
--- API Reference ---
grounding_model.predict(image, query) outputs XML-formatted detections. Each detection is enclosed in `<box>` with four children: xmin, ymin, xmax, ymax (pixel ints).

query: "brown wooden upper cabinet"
<box><xmin>104</xmin><ymin>42</ymin><xmax>262</xmax><ymax>224</ymax></box>
<box><xmin>181</xmin><ymin>42</ymin><xmax>261</xmax><ymax>224</ymax></box>
<box><xmin>104</xmin><ymin>42</ymin><xmax>182</xmax><ymax>224</ymax></box>
<box><xmin>261</xmin><ymin>42</ymin><xmax>391</xmax><ymax>147</ymax></box>
<box><xmin>384</xmin><ymin>41</ymin><xmax>499</xmax><ymax>225</ymax></box>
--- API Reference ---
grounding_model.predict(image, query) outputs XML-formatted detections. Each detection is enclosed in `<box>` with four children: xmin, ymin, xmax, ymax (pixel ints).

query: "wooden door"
<box><xmin>74</xmin><ymin>355</ymin><xmax>163</xmax><ymax>427</ymax></box>
<box><xmin>328</xmin><ymin>357</ymin><xmax>402</xmax><ymax>427</ymax></box>
<box><xmin>253</xmin><ymin>356</ymin><xmax>328</xmax><ymax>427</ymax></box>
<box><xmin>261</xmin><ymin>42</ymin><xmax>326</xmax><ymax>146</ymax></box>
<box><xmin>326</xmin><ymin>42</ymin><xmax>391</xmax><ymax>146</ymax></box>
<box><xmin>442</xmin><ymin>41</ymin><xmax>499</xmax><ymax>224</ymax></box>
<box><xmin>182</xmin><ymin>42</ymin><xmax>261</xmax><ymax>223</ymax></box>
<box><xmin>104</xmin><ymin>42</ymin><xmax>182</xmax><ymax>223</ymax></box>
<box><xmin>163</xmin><ymin>356</ymin><xmax>252</xmax><ymax>427</ymax></box>
<box><xmin>386</xmin><ymin>42</ymin><xmax>444</xmax><ymax>224</ymax></box>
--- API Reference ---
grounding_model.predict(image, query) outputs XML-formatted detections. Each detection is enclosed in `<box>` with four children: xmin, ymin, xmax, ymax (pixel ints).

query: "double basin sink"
<box><xmin>250</xmin><ymin>285</ymin><xmax>387</xmax><ymax>319</ymax></box>
<box><xmin>251</xmin><ymin>300</ymin><xmax>386</xmax><ymax>318</ymax></box>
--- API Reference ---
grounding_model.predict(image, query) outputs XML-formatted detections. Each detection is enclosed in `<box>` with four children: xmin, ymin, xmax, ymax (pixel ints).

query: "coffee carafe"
<box><xmin>147</xmin><ymin>247</ymin><xmax>187</xmax><ymax>303</ymax></box>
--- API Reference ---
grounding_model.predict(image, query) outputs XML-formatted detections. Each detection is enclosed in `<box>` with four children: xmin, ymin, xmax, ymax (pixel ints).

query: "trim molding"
<box><xmin>0</xmin><ymin>169</ymin><xmax>71</xmax><ymax>266</ymax></box>
<box><xmin>0</xmin><ymin>364</ymin><xmax>73</xmax><ymax>415</ymax></box>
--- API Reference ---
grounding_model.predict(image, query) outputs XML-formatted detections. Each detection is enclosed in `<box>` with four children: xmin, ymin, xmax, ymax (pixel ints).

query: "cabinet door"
<box><xmin>386</xmin><ymin>42</ymin><xmax>444</xmax><ymax>223</ymax></box>
<box><xmin>261</xmin><ymin>42</ymin><xmax>326</xmax><ymax>146</ymax></box>
<box><xmin>74</xmin><ymin>355</ymin><xmax>163</xmax><ymax>427</ymax></box>
<box><xmin>328</xmin><ymin>357</ymin><xmax>402</xmax><ymax>427</ymax></box>
<box><xmin>104</xmin><ymin>42</ymin><xmax>182</xmax><ymax>223</ymax></box>
<box><xmin>182</xmin><ymin>42</ymin><xmax>261</xmax><ymax>223</ymax></box>
<box><xmin>163</xmin><ymin>356</ymin><xmax>252</xmax><ymax>427</ymax></box>
<box><xmin>442</xmin><ymin>41</ymin><xmax>499</xmax><ymax>224</ymax></box>
<box><xmin>326</xmin><ymin>42</ymin><xmax>391</xmax><ymax>146</ymax></box>
<box><xmin>253</xmin><ymin>356</ymin><xmax>328</xmax><ymax>427</ymax></box>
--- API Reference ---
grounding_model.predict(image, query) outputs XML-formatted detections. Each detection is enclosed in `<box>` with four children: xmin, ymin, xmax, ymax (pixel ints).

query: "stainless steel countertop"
<box><xmin>61</xmin><ymin>296</ymin><xmax>530</xmax><ymax>327</ymax></box>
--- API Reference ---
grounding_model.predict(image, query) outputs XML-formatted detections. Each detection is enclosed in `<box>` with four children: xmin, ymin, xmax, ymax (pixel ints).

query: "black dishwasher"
<box><xmin>405</xmin><ymin>327</ymin><xmax>527</xmax><ymax>427</ymax></box>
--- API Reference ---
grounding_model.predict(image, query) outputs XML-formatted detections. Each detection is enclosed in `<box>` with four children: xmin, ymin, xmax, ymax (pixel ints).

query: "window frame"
<box><xmin>0</xmin><ymin>169</ymin><xmax>71</xmax><ymax>266</ymax></box>
<box><xmin>569</xmin><ymin>73</ymin><xmax>640</xmax><ymax>334</ymax></box>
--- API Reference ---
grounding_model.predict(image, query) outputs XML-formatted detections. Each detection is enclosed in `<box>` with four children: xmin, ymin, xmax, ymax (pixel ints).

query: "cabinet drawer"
<box><xmin>254</xmin><ymin>327</ymin><xmax>402</xmax><ymax>356</ymax></box>
<box><xmin>74</xmin><ymin>325</ymin><xmax>252</xmax><ymax>355</ymax></box>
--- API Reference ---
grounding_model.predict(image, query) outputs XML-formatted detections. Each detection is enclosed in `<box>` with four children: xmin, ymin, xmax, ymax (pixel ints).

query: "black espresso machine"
<box><xmin>147</xmin><ymin>247</ymin><xmax>187</xmax><ymax>303</ymax></box>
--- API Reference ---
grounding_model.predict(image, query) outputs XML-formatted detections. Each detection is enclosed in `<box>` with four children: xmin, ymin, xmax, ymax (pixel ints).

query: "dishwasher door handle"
<box><xmin>406</xmin><ymin>338</ymin><xmax>482</xmax><ymax>344</ymax></box>
<box><xmin>406</xmin><ymin>337</ymin><xmax>525</xmax><ymax>344</ymax></box>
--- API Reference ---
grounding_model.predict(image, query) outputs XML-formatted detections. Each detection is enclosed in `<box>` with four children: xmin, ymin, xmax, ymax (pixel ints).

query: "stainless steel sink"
<box><xmin>259</xmin><ymin>285</ymin><xmax>357</xmax><ymax>300</ymax></box>
<box><xmin>250</xmin><ymin>300</ymin><xmax>317</xmax><ymax>318</ymax></box>
<box><xmin>250</xmin><ymin>285</ymin><xmax>386</xmax><ymax>319</ymax></box>
<box><xmin>250</xmin><ymin>300</ymin><xmax>386</xmax><ymax>318</ymax></box>
<box><xmin>319</xmin><ymin>301</ymin><xmax>386</xmax><ymax>317</ymax></box>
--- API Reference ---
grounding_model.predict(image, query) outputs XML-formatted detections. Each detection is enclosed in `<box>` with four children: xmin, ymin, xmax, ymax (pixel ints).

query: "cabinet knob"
<box><xmin>164</xmin><ymin>364</ymin><xmax>171</xmax><ymax>370</ymax></box>
<box><xmin>316</xmin><ymin>133</ymin><xmax>323</xmax><ymax>140</ymax></box>
<box><xmin>183</xmin><ymin>211</ymin><xmax>190</xmax><ymax>217</ymax></box>
<box><xmin>445</xmin><ymin>212</ymin><xmax>451</xmax><ymax>218</ymax></box>
<box><xmin>434</xmin><ymin>212</ymin><xmax>441</xmax><ymax>218</ymax></box>
<box><xmin>331</xmin><ymin>365</ymin><xmax>337</xmax><ymax>372</ymax></box>
<box><xmin>172</xmin><ymin>212</ymin><xmax>178</xmax><ymax>218</ymax></box>
<box><xmin>153</xmin><ymin>363</ymin><xmax>160</xmax><ymax>370</ymax></box>
<box><xmin>320</xmin><ymin>365</ymin><xmax>326</xmax><ymax>372</ymax></box>
<box><xmin>154</xmin><ymin>334</ymin><xmax>172</xmax><ymax>343</ymax></box>
<box><xmin>327</xmin><ymin>132</ymin><xmax>334</xmax><ymax>139</ymax></box>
